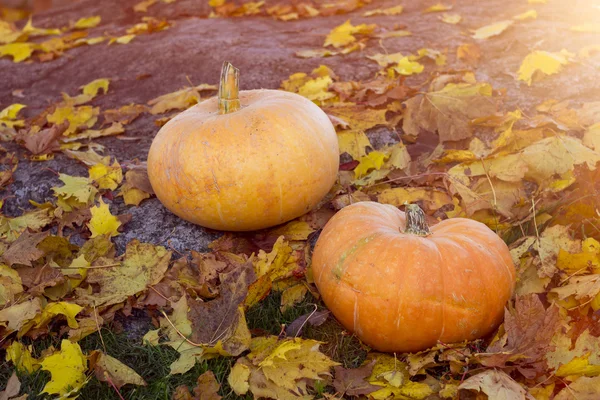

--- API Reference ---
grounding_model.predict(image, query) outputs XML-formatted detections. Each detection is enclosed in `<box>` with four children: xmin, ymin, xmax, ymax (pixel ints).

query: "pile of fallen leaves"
<box><xmin>2</xmin><ymin>0</ymin><xmax>600</xmax><ymax>399</ymax></box>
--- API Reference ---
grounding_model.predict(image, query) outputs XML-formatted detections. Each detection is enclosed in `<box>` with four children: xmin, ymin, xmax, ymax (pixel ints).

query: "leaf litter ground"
<box><xmin>1</xmin><ymin>0</ymin><xmax>600</xmax><ymax>399</ymax></box>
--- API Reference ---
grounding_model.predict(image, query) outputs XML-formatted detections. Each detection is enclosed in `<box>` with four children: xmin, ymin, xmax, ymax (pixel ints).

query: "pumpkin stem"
<box><xmin>404</xmin><ymin>204</ymin><xmax>432</xmax><ymax>236</ymax></box>
<box><xmin>218</xmin><ymin>61</ymin><xmax>241</xmax><ymax>114</ymax></box>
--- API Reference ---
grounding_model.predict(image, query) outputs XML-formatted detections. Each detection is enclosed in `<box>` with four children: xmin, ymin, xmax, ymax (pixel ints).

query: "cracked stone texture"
<box><xmin>1</xmin><ymin>0</ymin><xmax>599</xmax><ymax>253</ymax></box>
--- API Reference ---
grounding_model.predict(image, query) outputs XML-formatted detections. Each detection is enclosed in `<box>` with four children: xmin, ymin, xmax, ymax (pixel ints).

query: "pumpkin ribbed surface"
<box><xmin>312</xmin><ymin>201</ymin><xmax>516</xmax><ymax>352</ymax></box>
<box><xmin>147</xmin><ymin>89</ymin><xmax>339</xmax><ymax>231</ymax></box>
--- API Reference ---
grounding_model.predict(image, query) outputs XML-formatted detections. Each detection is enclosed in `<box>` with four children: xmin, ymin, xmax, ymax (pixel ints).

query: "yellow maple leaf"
<box><xmin>0</xmin><ymin>42</ymin><xmax>38</xmax><ymax>62</ymax></box>
<box><xmin>354</xmin><ymin>151</ymin><xmax>388</xmax><ymax>178</ymax></box>
<box><xmin>77</xmin><ymin>240</ymin><xmax>170</xmax><ymax>307</ymax></box>
<box><xmin>22</xmin><ymin>18</ymin><xmax>61</xmax><ymax>37</ymax></box>
<box><xmin>392</xmin><ymin>57</ymin><xmax>425</xmax><ymax>75</ymax></box>
<box><xmin>134</xmin><ymin>0</ymin><xmax>157</xmax><ymax>12</ymax></box>
<box><xmin>324</xmin><ymin>20</ymin><xmax>376</xmax><ymax>48</ymax></box>
<box><xmin>378</xmin><ymin>188</ymin><xmax>452</xmax><ymax>212</ymax></box>
<box><xmin>41</xmin><ymin>340</ymin><xmax>88</xmax><ymax>398</ymax></box>
<box><xmin>513</xmin><ymin>9</ymin><xmax>537</xmax><ymax>20</ymax></box>
<box><xmin>119</xmin><ymin>183</ymin><xmax>151</xmax><ymax>206</ymax></box>
<box><xmin>148</xmin><ymin>84</ymin><xmax>217</xmax><ymax>114</ymax></box>
<box><xmin>87</xmin><ymin>198</ymin><xmax>121</xmax><ymax>237</ymax></box>
<box><xmin>366</xmin><ymin>353</ymin><xmax>433</xmax><ymax>399</ymax></box>
<box><xmin>47</xmin><ymin>104</ymin><xmax>99</xmax><ymax>135</ymax></box>
<box><xmin>235</xmin><ymin>336</ymin><xmax>339</xmax><ymax>396</ymax></box>
<box><xmin>280</xmin><ymin>284</ymin><xmax>308</xmax><ymax>312</ymax></box>
<box><xmin>91</xmin><ymin>351</ymin><xmax>147</xmax><ymax>388</ymax></box>
<box><xmin>81</xmin><ymin>78</ymin><xmax>110</xmax><ymax>97</ymax></box>
<box><xmin>556</xmin><ymin>353</ymin><xmax>600</xmax><ymax>378</ymax></box>
<box><xmin>73</xmin><ymin>16</ymin><xmax>101</xmax><ymax>29</ymax></box>
<box><xmin>0</xmin><ymin>103</ymin><xmax>26</xmax><ymax>128</ymax></box>
<box><xmin>53</xmin><ymin>174</ymin><xmax>98</xmax><ymax>209</ymax></box>
<box><xmin>89</xmin><ymin>161</ymin><xmax>123</xmax><ymax>190</ymax></box>
<box><xmin>268</xmin><ymin>220</ymin><xmax>315</xmax><ymax>241</ymax></box>
<box><xmin>517</xmin><ymin>49</ymin><xmax>572</xmax><ymax>85</ymax></box>
<box><xmin>571</xmin><ymin>23</ymin><xmax>600</xmax><ymax>33</ymax></box>
<box><xmin>363</xmin><ymin>5</ymin><xmax>403</xmax><ymax>17</ymax></box>
<box><xmin>110</xmin><ymin>34</ymin><xmax>136</xmax><ymax>44</ymax></box>
<box><xmin>423</xmin><ymin>3</ymin><xmax>452</xmax><ymax>13</ymax></box>
<box><xmin>19</xmin><ymin>301</ymin><xmax>83</xmax><ymax>336</ymax></box>
<box><xmin>440</xmin><ymin>13</ymin><xmax>461</xmax><ymax>24</ymax></box>
<box><xmin>228</xmin><ymin>362</ymin><xmax>251</xmax><ymax>396</ymax></box>
<box><xmin>472</xmin><ymin>20</ymin><xmax>513</xmax><ymax>39</ymax></box>
<box><xmin>5</xmin><ymin>341</ymin><xmax>40</xmax><ymax>373</ymax></box>
<box><xmin>337</xmin><ymin>131</ymin><xmax>372</xmax><ymax>160</ymax></box>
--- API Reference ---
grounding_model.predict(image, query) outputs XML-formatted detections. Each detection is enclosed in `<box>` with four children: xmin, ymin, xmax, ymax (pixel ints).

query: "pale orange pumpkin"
<box><xmin>147</xmin><ymin>62</ymin><xmax>339</xmax><ymax>231</ymax></box>
<box><xmin>312</xmin><ymin>202</ymin><xmax>516</xmax><ymax>353</ymax></box>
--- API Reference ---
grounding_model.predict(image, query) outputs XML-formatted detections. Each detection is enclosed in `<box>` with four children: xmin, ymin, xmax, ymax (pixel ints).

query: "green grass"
<box><xmin>1</xmin><ymin>291</ymin><xmax>366</xmax><ymax>399</ymax></box>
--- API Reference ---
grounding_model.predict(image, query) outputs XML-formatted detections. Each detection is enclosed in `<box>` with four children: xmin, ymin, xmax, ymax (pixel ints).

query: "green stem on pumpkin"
<box><xmin>404</xmin><ymin>204</ymin><xmax>432</xmax><ymax>236</ymax></box>
<box><xmin>218</xmin><ymin>61</ymin><xmax>241</xmax><ymax>114</ymax></box>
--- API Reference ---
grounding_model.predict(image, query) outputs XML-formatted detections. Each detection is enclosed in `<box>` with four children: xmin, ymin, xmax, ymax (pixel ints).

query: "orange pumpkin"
<box><xmin>312</xmin><ymin>202</ymin><xmax>516</xmax><ymax>353</ymax></box>
<box><xmin>147</xmin><ymin>62</ymin><xmax>339</xmax><ymax>231</ymax></box>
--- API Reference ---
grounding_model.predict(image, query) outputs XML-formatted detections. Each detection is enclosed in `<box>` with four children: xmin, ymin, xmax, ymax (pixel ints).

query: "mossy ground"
<box><xmin>0</xmin><ymin>292</ymin><xmax>366</xmax><ymax>399</ymax></box>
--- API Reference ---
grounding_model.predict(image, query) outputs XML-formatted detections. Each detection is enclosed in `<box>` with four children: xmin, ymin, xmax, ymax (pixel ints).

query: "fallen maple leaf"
<box><xmin>480</xmin><ymin>294</ymin><xmax>560</xmax><ymax>378</ymax></box>
<box><xmin>40</xmin><ymin>340</ymin><xmax>88</xmax><ymax>398</ymax></box>
<box><xmin>16</xmin><ymin>122</ymin><xmax>68</xmax><ymax>155</ymax></box>
<box><xmin>333</xmin><ymin>360</ymin><xmax>379</xmax><ymax>396</ymax></box>
<box><xmin>148</xmin><ymin>84</ymin><xmax>217</xmax><ymax>114</ymax></box>
<box><xmin>89</xmin><ymin>161</ymin><xmax>123</xmax><ymax>191</ymax></box>
<box><xmin>188</xmin><ymin>261</ymin><xmax>255</xmax><ymax>347</ymax></box>
<box><xmin>0</xmin><ymin>372</ymin><xmax>20</xmax><ymax>400</ymax></box>
<box><xmin>324</xmin><ymin>20</ymin><xmax>376</xmax><ymax>48</ymax></box>
<box><xmin>90</xmin><ymin>351</ymin><xmax>147</xmax><ymax>389</ymax></box>
<box><xmin>458</xmin><ymin>369</ymin><xmax>535</xmax><ymax>399</ymax></box>
<box><xmin>518</xmin><ymin>50</ymin><xmax>573</xmax><ymax>86</ymax></box>
<box><xmin>471</xmin><ymin>20</ymin><xmax>514</xmax><ymax>39</ymax></box>
<box><xmin>230</xmin><ymin>336</ymin><xmax>339</xmax><ymax>398</ymax></box>
<box><xmin>87</xmin><ymin>198</ymin><xmax>121</xmax><ymax>237</ymax></box>
<box><xmin>440</xmin><ymin>13</ymin><xmax>461</xmax><ymax>24</ymax></box>
<box><xmin>403</xmin><ymin>80</ymin><xmax>495</xmax><ymax>142</ymax></box>
<box><xmin>423</xmin><ymin>3</ymin><xmax>452</xmax><ymax>13</ymax></box>
<box><xmin>75</xmin><ymin>239</ymin><xmax>170</xmax><ymax>306</ymax></box>
<box><xmin>363</xmin><ymin>5</ymin><xmax>403</xmax><ymax>17</ymax></box>
<box><xmin>1</xmin><ymin>230</ymin><xmax>49</xmax><ymax>266</ymax></box>
<box><xmin>73</xmin><ymin>16</ymin><xmax>101</xmax><ymax>29</ymax></box>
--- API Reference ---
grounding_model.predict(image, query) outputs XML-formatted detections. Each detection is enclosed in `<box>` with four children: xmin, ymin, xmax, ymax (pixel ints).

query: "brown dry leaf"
<box><xmin>480</xmin><ymin>294</ymin><xmax>560</xmax><ymax>378</ymax></box>
<box><xmin>554</xmin><ymin>376</ymin><xmax>600</xmax><ymax>400</ymax></box>
<box><xmin>188</xmin><ymin>261</ymin><xmax>255</xmax><ymax>347</ymax></box>
<box><xmin>458</xmin><ymin>369</ymin><xmax>534</xmax><ymax>399</ymax></box>
<box><xmin>193</xmin><ymin>371</ymin><xmax>222</xmax><ymax>400</ymax></box>
<box><xmin>457</xmin><ymin>43</ymin><xmax>481</xmax><ymax>65</ymax></box>
<box><xmin>333</xmin><ymin>360</ymin><xmax>379</xmax><ymax>396</ymax></box>
<box><xmin>0</xmin><ymin>372</ymin><xmax>20</xmax><ymax>400</ymax></box>
<box><xmin>16</xmin><ymin>122</ymin><xmax>68</xmax><ymax>155</ymax></box>
<box><xmin>1</xmin><ymin>230</ymin><xmax>49</xmax><ymax>267</ymax></box>
<box><xmin>403</xmin><ymin>81</ymin><xmax>495</xmax><ymax>142</ymax></box>
<box><xmin>103</xmin><ymin>104</ymin><xmax>148</xmax><ymax>125</ymax></box>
